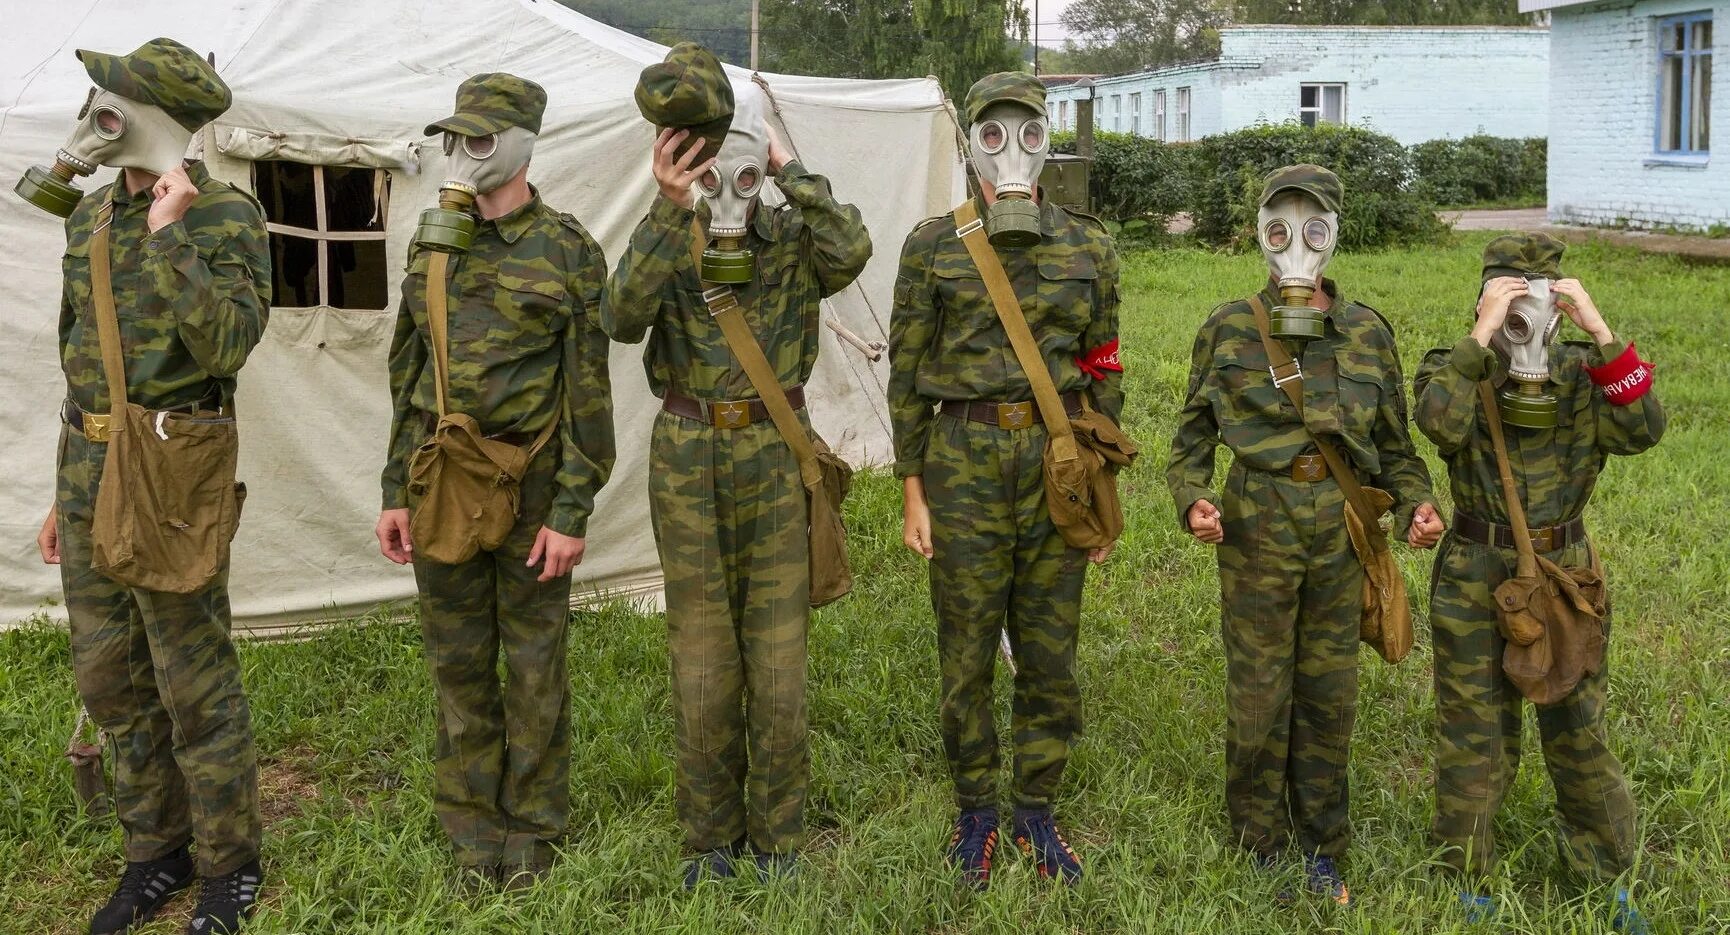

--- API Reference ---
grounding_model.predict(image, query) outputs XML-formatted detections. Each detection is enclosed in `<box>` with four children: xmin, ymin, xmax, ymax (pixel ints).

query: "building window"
<box><xmin>1657</xmin><ymin>13</ymin><xmax>1712</xmax><ymax>154</ymax></box>
<box><xmin>1177</xmin><ymin>87</ymin><xmax>1192</xmax><ymax>142</ymax></box>
<box><xmin>252</xmin><ymin>161</ymin><xmax>391</xmax><ymax>310</ymax></box>
<box><xmin>1058</xmin><ymin>99</ymin><xmax>1069</xmax><ymax>130</ymax></box>
<box><xmin>1300</xmin><ymin>83</ymin><xmax>1347</xmax><ymax>127</ymax></box>
<box><xmin>1129</xmin><ymin>92</ymin><xmax>1142</xmax><ymax>136</ymax></box>
<box><xmin>1110</xmin><ymin>94</ymin><xmax>1122</xmax><ymax>131</ymax></box>
<box><xmin>1154</xmin><ymin>90</ymin><xmax>1167</xmax><ymax>142</ymax></box>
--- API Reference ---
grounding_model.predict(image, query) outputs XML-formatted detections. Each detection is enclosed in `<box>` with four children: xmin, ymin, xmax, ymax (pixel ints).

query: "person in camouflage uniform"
<box><xmin>29</xmin><ymin>38</ymin><xmax>270</xmax><ymax>935</ymax></box>
<box><xmin>1415</xmin><ymin>233</ymin><xmax>1662</xmax><ymax>930</ymax></box>
<box><xmin>375</xmin><ymin>74</ymin><xmax>615</xmax><ymax>889</ymax></box>
<box><xmin>889</xmin><ymin>71</ymin><xmax>1122</xmax><ymax>890</ymax></box>
<box><xmin>1165</xmin><ymin>165</ymin><xmax>1441</xmax><ymax>906</ymax></box>
<box><xmin>602</xmin><ymin>47</ymin><xmax>871</xmax><ymax>887</ymax></box>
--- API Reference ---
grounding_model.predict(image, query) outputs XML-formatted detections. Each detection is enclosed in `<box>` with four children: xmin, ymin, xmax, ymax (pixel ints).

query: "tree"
<box><xmin>760</xmin><ymin>0</ymin><xmax>1029</xmax><ymax>106</ymax></box>
<box><xmin>1060</xmin><ymin>0</ymin><xmax>1226</xmax><ymax>74</ymax></box>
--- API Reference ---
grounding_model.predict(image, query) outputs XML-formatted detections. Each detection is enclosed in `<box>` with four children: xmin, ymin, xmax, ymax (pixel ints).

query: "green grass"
<box><xmin>3</xmin><ymin>232</ymin><xmax>1728</xmax><ymax>933</ymax></box>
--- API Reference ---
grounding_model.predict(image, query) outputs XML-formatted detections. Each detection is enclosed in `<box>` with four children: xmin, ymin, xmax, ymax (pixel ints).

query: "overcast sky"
<box><xmin>1026</xmin><ymin>0</ymin><xmax>1080</xmax><ymax>45</ymax></box>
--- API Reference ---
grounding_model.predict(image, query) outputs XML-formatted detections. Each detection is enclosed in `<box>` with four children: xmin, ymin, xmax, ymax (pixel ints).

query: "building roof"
<box><xmin>1040</xmin><ymin>74</ymin><xmax>1102</xmax><ymax>90</ymax></box>
<box><xmin>1517</xmin><ymin>0</ymin><xmax>1606</xmax><ymax>11</ymax></box>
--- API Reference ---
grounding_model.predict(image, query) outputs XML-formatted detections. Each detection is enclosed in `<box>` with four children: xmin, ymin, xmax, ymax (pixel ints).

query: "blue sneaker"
<box><xmin>1611</xmin><ymin>890</ymin><xmax>1650</xmax><ymax>935</ymax></box>
<box><xmin>1460</xmin><ymin>891</ymin><xmax>1496</xmax><ymax>923</ymax></box>
<box><xmin>946</xmin><ymin>808</ymin><xmax>1000</xmax><ymax>891</ymax></box>
<box><xmin>681</xmin><ymin>839</ymin><xmax>744</xmax><ymax>890</ymax></box>
<box><xmin>1012</xmin><ymin>809</ymin><xmax>1082</xmax><ymax>886</ymax></box>
<box><xmin>754</xmin><ymin>850</ymin><xmax>798</xmax><ymax>883</ymax></box>
<box><xmin>1303</xmin><ymin>855</ymin><xmax>1351</xmax><ymax>907</ymax></box>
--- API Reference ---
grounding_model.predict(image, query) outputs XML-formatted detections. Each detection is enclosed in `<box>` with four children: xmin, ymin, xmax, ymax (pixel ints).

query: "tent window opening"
<box><xmin>1300</xmin><ymin>83</ymin><xmax>1346</xmax><ymax>127</ymax></box>
<box><xmin>252</xmin><ymin>161</ymin><xmax>391</xmax><ymax>310</ymax></box>
<box><xmin>1657</xmin><ymin>13</ymin><xmax>1712</xmax><ymax>154</ymax></box>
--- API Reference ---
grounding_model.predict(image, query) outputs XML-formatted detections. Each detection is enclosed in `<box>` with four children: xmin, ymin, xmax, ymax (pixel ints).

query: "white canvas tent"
<box><xmin>0</xmin><ymin>0</ymin><xmax>963</xmax><ymax>633</ymax></box>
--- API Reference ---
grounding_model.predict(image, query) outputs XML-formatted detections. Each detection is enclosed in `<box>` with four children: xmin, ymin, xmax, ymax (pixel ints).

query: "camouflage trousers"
<box><xmin>1217</xmin><ymin>460</ymin><xmax>1361</xmax><ymax>859</ymax></box>
<box><xmin>648</xmin><ymin>409</ymin><xmax>810</xmax><ymax>855</ymax></box>
<box><xmin>56</xmin><ymin>428</ymin><xmax>261</xmax><ymax>877</ymax></box>
<box><xmin>925</xmin><ymin>414</ymin><xmax>1087</xmax><ymax>811</ymax></box>
<box><xmin>1429</xmin><ymin>533</ymin><xmax>1635</xmax><ymax>881</ymax></box>
<box><xmin>411</xmin><ymin>444</ymin><xmax>572</xmax><ymax>871</ymax></box>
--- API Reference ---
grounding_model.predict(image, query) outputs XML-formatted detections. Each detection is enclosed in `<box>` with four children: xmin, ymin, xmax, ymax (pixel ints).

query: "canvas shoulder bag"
<box><xmin>951</xmin><ymin>200</ymin><xmax>1138</xmax><ymax>551</ymax></box>
<box><xmin>1249</xmin><ymin>294</ymin><xmax>1413</xmax><ymax>664</ymax></box>
<box><xmin>1476</xmin><ymin>381</ymin><xmax>1607</xmax><ymax>704</ymax></box>
<box><xmin>687</xmin><ymin>220</ymin><xmax>854</xmax><ymax>608</ymax></box>
<box><xmin>87</xmin><ymin>201</ymin><xmax>246</xmax><ymax>594</ymax></box>
<box><xmin>406</xmin><ymin>251</ymin><xmax>559</xmax><ymax>565</ymax></box>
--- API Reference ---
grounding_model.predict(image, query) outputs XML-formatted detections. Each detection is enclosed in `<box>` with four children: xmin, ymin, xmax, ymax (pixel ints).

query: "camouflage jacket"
<box><xmin>59</xmin><ymin>160</ymin><xmax>270</xmax><ymax>413</ymax></box>
<box><xmin>598</xmin><ymin>160</ymin><xmax>872</xmax><ymax>399</ymax></box>
<box><xmin>888</xmin><ymin>196</ymin><xmax>1122</xmax><ymax>478</ymax></box>
<box><xmin>1413</xmin><ymin>335</ymin><xmax>1665</xmax><ymax>530</ymax></box>
<box><xmin>1166</xmin><ymin>279</ymin><xmax>1434</xmax><ymax>530</ymax></box>
<box><xmin>382</xmin><ymin>190</ymin><xmax>614</xmax><ymax>538</ymax></box>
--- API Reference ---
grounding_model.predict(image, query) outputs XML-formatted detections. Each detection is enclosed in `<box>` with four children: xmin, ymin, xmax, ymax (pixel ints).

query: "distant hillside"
<box><xmin>559</xmin><ymin>0</ymin><xmax>753</xmax><ymax>65</ymax></box>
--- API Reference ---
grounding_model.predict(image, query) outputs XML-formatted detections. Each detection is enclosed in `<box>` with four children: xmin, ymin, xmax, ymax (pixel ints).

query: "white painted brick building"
<box><xmin>1525</xmin><ymin>0</ymin><xmax>1727</xmax><ymax>231</ymax></box>
<box><xmin>1044</xmin><ymin>25</ymin><xmax>1550</xmax><ymax>146</ymax></box>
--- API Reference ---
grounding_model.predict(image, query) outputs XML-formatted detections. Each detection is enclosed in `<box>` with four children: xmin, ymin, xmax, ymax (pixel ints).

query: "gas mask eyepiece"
<box><xmin>1491</xmin><ymin>277</ymin><xmax>1563</xmax><ymax>429</ymax></box>
<box><xmin>413</xmin><ymin>128</ymin><xmax>536</xmax><ymax>254</ymax></box>
<box><xmin>970</xmin><ymin>103</ymin><xmax>1048</xmax><ymax>249</ymax></box>
<box><xmin>696</xmin><ymin>83</ymin><xmax>769</xmax><ymax>284</ymax></box>
<box><xmin>1258</xmin><ymin>194</ymin><xmax>1337</xmax><ymax>341</ymax></box>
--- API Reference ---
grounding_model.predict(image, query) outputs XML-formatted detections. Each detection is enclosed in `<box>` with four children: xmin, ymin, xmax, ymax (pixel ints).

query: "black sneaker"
<box><xmin>89</xmin><ymin>847</ymin><xmax>195</xmax><ymax>935</ymax></box>
<box><xmin>753</xmin><ymin>850</ymin><xmax>799</xmax><ymax>883</ymax></box>
<box><xmin>946</xmin><ymin>807</ymin><xmax>1000</xmax><ymax>891</ymax></box>
<box><xmin>681</xmin><ymin>839</ymin><xmax>745</xmax><ymax>890</ymax></box>
<box><xmin>184</xmin><ymin>859</ymin><xmax>262</xmax><ymax>934</ymax></box>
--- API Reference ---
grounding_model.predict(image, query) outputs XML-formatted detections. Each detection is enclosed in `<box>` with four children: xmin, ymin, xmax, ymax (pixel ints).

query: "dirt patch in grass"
<box><xmin>258</xmin><ymin>747</ymin><xmax>322</xmax><ymax>826</ymax></box>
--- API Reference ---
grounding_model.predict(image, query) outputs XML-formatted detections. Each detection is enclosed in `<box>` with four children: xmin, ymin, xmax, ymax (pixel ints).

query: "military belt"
<box><xmin>662</xmin><ymin>385</ymin><xmax>806</xmax><ymax>429</ymax></box>
<box><xmin>1288</xmin><ymin>453</ymin><xmax>1329</xmax><ymax>482</ymax></box>
<box><xmin>62</xmin><ymin>397</ymin><xmax>217</xmax><ymax>443</ymax></box>
<box><xmin>419</xmin><ymin>411</ymin><xmax>538</xmax><ymax>447</ymax></box>
<box><xmin>940</xmin><ymin>390</ymin><xmax>1083</xmax><ymax>430</ymax></box>
<box><xmin>1453</xmin><ymin>510</ymin><xmax>1586</xmax><ymax>553</ymax></box>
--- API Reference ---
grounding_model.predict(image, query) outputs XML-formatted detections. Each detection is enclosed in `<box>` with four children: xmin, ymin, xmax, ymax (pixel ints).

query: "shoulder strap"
<box><xmin>89</xmin><ymin>201</ymin><xmax>128</xmax><ymax>411</ymax></box>
<box><xmin>1248</xmin><ymin>293</ymin><xmax>1387</xmax><ymax>552</ymax></box>
<box><xmin>688</xmin><ymin>218</ymin><xmax>823</xmax><ymax>488</ymax></box>
<box><xmin>1476</xmin><ymin>380</ymin><xmax>1538</xmax><ymax>576</ymax></box>
<box><xmin>951</xmin><ymin>200</ymin><xmax>1078</xmax><ymax>463</ymax></box>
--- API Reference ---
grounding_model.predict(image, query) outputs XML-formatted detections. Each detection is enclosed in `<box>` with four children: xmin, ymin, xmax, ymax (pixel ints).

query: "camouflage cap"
<box><xmin>75</xmin><ymin>37</ymin><xmax>230</xmax><ymax>133</ymax></box>
<box><xmin>964</xmin><ymin>71</ymin><xmax>1047</xmax><ymax>124</ymax></box>
<box><xmin>1259</xmin><ymin>164</ymin><xmax>1343</xmax><ymax>213</ymax></box>
<box><xmin>635</xmin><ymin>42</ymin><xmax>734</xmax><ymax>166</ymax></box>
<box><xmin>1482</xmin><ymin>231</ymin><xmax>1566</xmax><ymax>282</ymax></box>
<box><xmin>424</xmin><ymin>73</ymin><xmax>546</xmax><ymax>138</ymax></box>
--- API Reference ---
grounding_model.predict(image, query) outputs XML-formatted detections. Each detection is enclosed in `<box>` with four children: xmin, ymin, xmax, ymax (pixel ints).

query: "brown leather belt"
<box><xmin>939</xmin><ymin>390</ymin><xmax>1084</xmax><ymax>430</ymax></box>
<box><xmin>1288</xmin><ymin>453</ymin><xmax>1329</xmax><ymax>482</ymax></box>
<box><xmin>662</xmin><ymin>385</ymin><xmax>806</xmax><ymax>428</ymax></box>
<box><xmin>420</xmin><ymin>412</ymin><xmax>536</xmax><ymax>447</ymax></box>
<box><xmin>62</xmin><ymin>397</ymin><xmax>217</xmax><ymax>442</ymax></box>
<box><xmin>1453</xmin><ymin>510</ymin><xmax>1587</xmax><ymax>553</ymax></box>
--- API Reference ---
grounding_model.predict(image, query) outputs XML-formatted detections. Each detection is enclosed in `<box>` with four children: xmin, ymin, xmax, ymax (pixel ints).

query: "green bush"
<box><xmin>1184</xmin><ymin>122</ymin><xmax>1447</xmax><ymax>250</ymax></box>
<box><xmin>1410</xmin><ymin>134</ymin><xmax>1547</xmax><ymax>206</ymax></box>
<box><xmin>1050</xmin><ymin>130</ymin><xmax>1194</xmax><ymax>233</ymax></box>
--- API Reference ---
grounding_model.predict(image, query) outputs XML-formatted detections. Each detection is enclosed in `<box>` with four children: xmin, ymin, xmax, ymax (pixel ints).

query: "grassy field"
<box><xmin>3</xmin><ymin>232</ymin><xmax>1728</xmax><ymax>934</ymax></box>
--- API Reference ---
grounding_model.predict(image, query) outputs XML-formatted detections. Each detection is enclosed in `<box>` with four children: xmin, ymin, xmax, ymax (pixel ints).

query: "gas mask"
<box><xmin>1257</xmin><ymin>191</ymin><xmax>1338</xmax><ymax>341</ymax></box>
<box><xmin>695</xmin><ymin>85</ymin><xmax>767</xmax><ymax>284</ymax></box>
<box><xmin>413</xmin><ymin>126</ymin><xmax>537</xmax><ymax>253</ymax></box>
<box><xmin>15</xmin><ymin>88</ymin><xmax>194</xmax><ymax>218</ymax></box>
<box><xmin>970</xmin><ymin>102</ymin><xmax>1048</xmax><ymax>249</ymax></box>
<box><xmin>1489</xmin><ymin>277</ymin><xmax>1563</xmax><ymax>428</ymax></box>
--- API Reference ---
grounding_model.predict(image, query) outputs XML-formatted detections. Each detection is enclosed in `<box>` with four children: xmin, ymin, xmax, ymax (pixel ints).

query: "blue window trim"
<box><xmin>1654</xmin><ymin>11</ymin><xmax>1713</xmax><ymax>157</ymax></box>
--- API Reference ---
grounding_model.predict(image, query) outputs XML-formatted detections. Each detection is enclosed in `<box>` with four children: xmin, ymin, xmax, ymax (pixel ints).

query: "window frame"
<box><xmin>1654</xmin><ymin>11</ymin><xmax>1713</xmax><ymax>156</ymax></box>
<box><xmin>1299</xmin><ymin>82</ymin><xmax>1348</xmax><ymax>128</ymax></box>
<box><xmin>1129</xmin><ymin>91</ymin><xmax>1142</xmax><ymax>136</ymax></box>
<box><xmin>1154</xmin><ymin>90</ymin><xmax>1167</xmax><ymax>142</ymax></box>
<box><xmin>1177</xmin><ymin>86</ymin><xmax>1192</xmax><ymax>142</ymax></box>
<box><xmin>252</xmin><ymin>161</ymin><xmax>392</xmax><ymax>311</ymax></box>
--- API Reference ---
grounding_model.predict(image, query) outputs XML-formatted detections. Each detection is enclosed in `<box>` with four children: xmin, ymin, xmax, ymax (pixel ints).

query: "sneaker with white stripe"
<box><xmin>89</xmin><ymin>846</ymin><xmax>195</xmax><ymax>935</ymax></box>
<box><xmin>185</xmin><ymin>858</ymin><xmax>263</xmax><ymax>934</ymax></box>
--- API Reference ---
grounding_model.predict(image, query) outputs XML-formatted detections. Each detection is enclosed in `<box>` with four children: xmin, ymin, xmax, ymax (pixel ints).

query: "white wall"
<box><xmin>1547</xmin><ymin>0</ymin><xmax>1729</xmax><ymax>230</ymax></box>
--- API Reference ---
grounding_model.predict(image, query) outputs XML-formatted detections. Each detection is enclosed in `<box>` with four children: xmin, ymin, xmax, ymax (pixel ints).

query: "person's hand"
<box><xmin>901</xmin><ymin>476</ymin><xmax>934</xmax><ymax>559</ymax></box>
<box><xmin>1187</xmin><ymin>499</ymin><xmax>1224</xmax><ymax>545</ymax></box>
<box><xmin>766</xmin><ymin>124</ymin><xmax>793</xmax><ymax>176</ymax></box>
<box><xmin>37</xmin><ymin>506</ymin><xmax>59</xmax><ymax>565</ymax></box>
<box><xmin>652</xmin><ymin>128</ymin><xmax>716</xmax><ymax>211</ymax></box>
<box><xmin>1087</xmin><ymin>540</ymin><xmax>1117</xmax><ymax>564</ymax></box>
<box><xmin>147</xmin><ymin>165</ymin><xmax>199</xmax><ymax>233</ymax></box>
<box><xmin>1553</xmin><ymin>278</ymin><xmax>1613</xmax><ymax>344</ymax></box>
<box><xmin>376</xmin><ymin>508</ymin><xmax>413</xmax><ymax>565</ymax></box>
<box><xmin>1470</xmin><ymin>276</ymin><xmax>1528</xmax><ymax>347</ymax></box>
<box><xmin>1407</xmin><ymin>502</ymin><xmax>1445</xmax><ymax>549</ymax></box>
<box><xmin>528</xmin><ymin>527</ymin><xmax>586</xmax><ymax>583</ymax></box>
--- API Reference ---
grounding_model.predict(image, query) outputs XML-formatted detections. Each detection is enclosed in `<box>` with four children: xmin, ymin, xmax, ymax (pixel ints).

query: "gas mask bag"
<box><xmin>414</xmin><ymin>73</ymin><xmax>548</xmax><ymax>254</ymax></box>
<box><xmin>16</xmin><ymin>38</ymin><xmax>230</xmax><ymax>218</ymax></box>
<box><xmin>1256</xmin><ymin>164</ymin><xmax>1343</xmax><ymax>341</ymax></box>
<box><xmin>695</xmin><ymin>82</ymin><xmax>768</xmax><ymax>284</ymax></box>
<box><xmin>1480</xmin><ymin>231</ymin><xmax>1570</xmax><ymax>428</ymax></box>
<box><xmin>962</xmin><ymin>71</ymin><xmax>1052</xmax><ymax>250</ymax></box>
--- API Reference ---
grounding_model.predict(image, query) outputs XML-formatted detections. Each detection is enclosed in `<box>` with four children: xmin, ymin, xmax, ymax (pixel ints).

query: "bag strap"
<box><xmin>1476</xmin><ymin>380</ymin><xmax>1539</xmax><ymax>577</ymax></box>
<box><xmin>951</xmin><ymin>200</ymin><xmax>1079</xmax><ymax>463</ymax></box>
<box><xmin>688</xmin><ymin>219</ymin><xmax>823</xmax><ymax>489</ymax></box>
<box><xmin>424</xmin><ymin>250</ymin><xmax>558</xmax><ymax>459</ymax></box>
<box><xmin>89</xmin><ymin>201</ymin><xmax>129</xmax><ymax>411</ymax></box>
<box><xmin>1248</xmin><ymin>293</ymin><xmax>1388</xmax><ymax>553</ymax></box>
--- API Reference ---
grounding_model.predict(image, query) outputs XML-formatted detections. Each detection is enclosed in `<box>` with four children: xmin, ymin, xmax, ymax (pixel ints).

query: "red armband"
<box><xmin>1076</xmin><ymin>338</ymin><xmax>1123</xmax><ymax>380</ymax></box>
<box><xmin>1585</xmin><ymin>342</ymin><xmax>1654</xmax><ymax>406</ymax></box>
